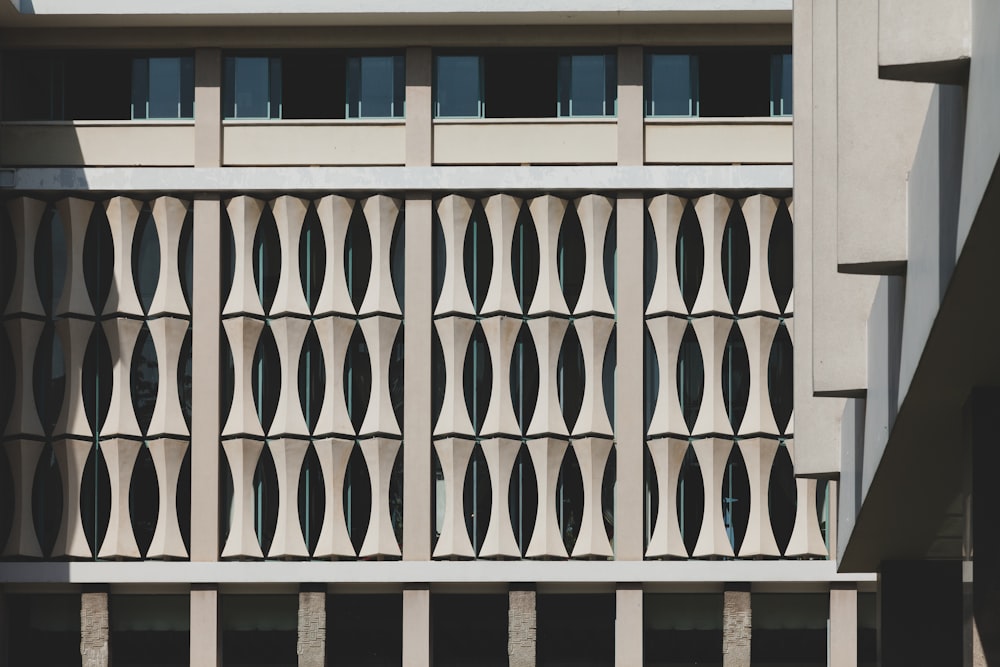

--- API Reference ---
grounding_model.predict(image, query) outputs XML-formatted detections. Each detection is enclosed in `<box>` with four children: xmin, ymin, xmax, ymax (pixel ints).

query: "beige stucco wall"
<box><xmin>645</xmin><ymin>119</ymin><xmax>791</xmax><ymax>164</ymax></box>
<box><xmin>222</xmin><ymin>122</ymin><xmax>406</xmax><ymax>166</ymax></box>
<box><xmin>0</xmin><ymin>122</ymin><xmax>195</xmax><ymax>166</ymax></box>
<box><xmin>878</xmin><ymin>0</ymin><xmax>970</xmax><ymax>73</ymax></box>
<box><xmin>433</xmin><ymin>120</ymin><xmax>617</xmax><ymax>165</ymax></box>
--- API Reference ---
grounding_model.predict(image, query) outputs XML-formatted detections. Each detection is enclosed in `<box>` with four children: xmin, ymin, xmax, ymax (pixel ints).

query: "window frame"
<box><xmin>131</xmin><ymin>54</ymin><xmax>195</xmax><ymax>121</ymax></box>
<box><xmin>433</xmin><ymin>54</ymin><xmax>485</xmax><ymax>119</ymax></box>
<box><xmin>770</xmin><ymin>51</ymin><xmax>793</xmax><ymax>117</ymax></box>
<box><xmin>223</xmin><ymin>54</ymin><xmax>283</xmax><ymax>120</ymax></box>
<box><xmin>644</xmin><ymin>52</ymin><xmax>700</xmax><ymax>118</ymax></box>
<box><xmin>346</xmin><ymin>53</ymin><xmax>406</xmax><ymax>119</ymax></box>
<box><xmin>557</xmin><ymin>52</ymin><xmax>618</xmax><ymax>118</ymax></box>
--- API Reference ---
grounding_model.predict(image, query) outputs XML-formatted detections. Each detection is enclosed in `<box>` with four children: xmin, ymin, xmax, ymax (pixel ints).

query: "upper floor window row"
<box><xmin>434</xmin><ymin>51</ymin><xmax>617</xmax><ymax>119</ymax></box>
<box><xmin>645</xmin><ymin>49</ymin><xmax>792</xmax><ymax>118</ymax></box>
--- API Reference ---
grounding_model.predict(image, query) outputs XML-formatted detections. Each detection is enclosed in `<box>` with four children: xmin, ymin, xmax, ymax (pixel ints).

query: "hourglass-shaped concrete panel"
<box><xmin>739</xmin><ymin>317</ymin><xmax>780</xmax><ymax>437</ymax></box>
<box><xmin>781</xmin><ymin>318</ymin><xmax>795</xmax><ymax>435</ymax></box>
<box><xmin>269</xmin><ymin>196</ymin><xmax>311</xmax><ymax>317</ymax></box>
<box><xmin>432</xmin><ymin>437</ymin><xmax>476</xmax><ymax>559</ymax></box>
<box><xmin>645</xmin><ymin>437</ymin><xmax>688</xmax><ymax>559</ymax></box>
<box><xmin>358</xmin><ymin>196</ymin><xmax>402</xmax><ymax>317</ymax></box>
<box><xmin>479</xmin><ymin>316</ymin><xmax>522</xmax><ymax>437</ymax></box>
<box><xmin>646</xmin><ymin>316</ymin><xmax>690</xmax><ymax>438</ymax></box>
<box><xmin>690</xmin><ymin>438</ymin><xmax>735</xmax><ymax>558</ymax></box>
<box><xmin>691</xmin><ymin>317</ymin><xmax>733</xmax><ymax>437</ymax></box>
<box><xmin>358</xmin><ymin>316</ymin><xmax>401</xmax><ymax>437</ymax></box>
<box><xmin>783</xmin><ymin>198</ymin><xmax>794</xmax><ymax>314</ymax></box>
<box><xmin>739</xmin><ymin>195</ymin><xmax>780</xmax><ymax>315</ymax></box>
<box><xmin>267</xmin><ymin>317</ymin><xmax>311</xmax><ymax>438</ymax></box>
<box><xmin>433</xmin><ymin>317</ymin><xmax>476</xmax><ymax>437</ymax></box>
<box><xmin>783</xmin><ymin>439</ymin><xmax>828</xmax><ymax>558</ymax></box>
<box><xmin>54</xmin><ymin>198</ymin><xmax>95</xmax><ymax>318</ymax></box>
<box><xmin>222</xmin><ymin>317</ymin><xmax>265</xmax><ymax>438</ymax></box>
<box><xmin>313</xmin><ymin>316</ymin><xmax>355</xmax><ymax>438</ymax></box>
<box><xmin>223</xmin><ymin>197</ymin><xmax>266</xmax><ymax>317</ymax></box>
<box><xmin>526</xmin><ymin>318</ymin><xmax>570</xmax><ymax>437</ymax></box>
<box><xmin>314</xmin><ymin>195</ymin><xmax>356</xmax><ymax>317</ymax></box>
<box><xmin>100</xmin><ymin>318</ymin><xmax>143</xmax><ymax>438</ymax></box>
<box><xmin>571</xmin><ymin>316</ymin><xmax>614</xmax><ymax>437</ymax></box>
<box><xmin>4</xmin><ymin>318</ymin><xmax>44</xmax><ymax>438</ymax></box>
<box><xmin>103</xmin><ymin>197</ymin><xmax>144</xmax><ymax>317</ymax></box>
<box><xmin>146</xmin><ymin>317</ymin><xmax>190</xmax><ymax>438</ymax></box>
<box><xmin>478</xmin><ymin>437</ymin><xmax>522</xmax><ymax>558</ymax></box>
<box><xmin>570</xmin><ymin>437</ymin><xmax>614</xmax><ymax>558</ymax></box>
<box><xmin>645</xmin><ymin>194</ymin><xmax>688</xmax><ymax>318</ymax></box>
<box><xmin>1</xmin><ymin>439</ymin><xmax>44</xmax><ymax>557</ymax></box>
<box><xmin>358</xmin><ymin>437</ymin><xmax>402</xmax><ymax>558</ymax></box>
<box><xmin>5</xmin><ymin>197</ymin><xmax>46</xmax><ymax>317</ymax></box>
<box><xmin>736</xmin><ymin>438</ymin><xmax>781</xmax><ymax>558</ymax></box>
<box><xmin>573</xmin><ymin>195</ymin><xmax>615</xmax><ymax>317</ymax></box>
<box><xmin>525</xmin><ymin>437</ymin><xmax>569</xmax><ymax>559</ymax></box>
<box><xmin>149</xmin><ymin>197</ymin><xmax>190</xmax><ymax>317</ymax></box>
<box><xmin>481</xmin><ymin>194</ymin><xmax>524</xmax><ymax>316</ymax></box>
<box><xmin>527</xmin><ymin>196</ymin><xmax>570</xmax><ymax>316</ymax></box>
<box><xmin>435</xmin><ymin>195</ymin><xmax>476</xmax><ymax>316</ymax></box>
<box><xmin>98</xmin><ymin>438</ymin><xmax>142</xmax><ymax>559</ymax></box>
<box><xmin>53</xmin><ymin>317</ymin><xmax>94</xmax><ymax>439</ymax></box>
<box><xmin>221</xmin><ymin>438</ymin><xmax>265</xmax><ymax>559</ymax></box>
<box><xmin>691</xmin><ymin>195</ymin><xmax>734</xmax><ymax>316</ymax></box>
<box><xmin>266</xmin><ymin>438</ymin><xmax>311</xmax><ymax>558</ymax></box>
<box><xmin>51</xmin><ymin>437</ymin><xmax>93</xmax><ymax>559</ymax></box>
<box><xmin>312</xmin><ymin>437</ymin><xmax>355</xmax><ymax>558</ymax></box>
<box><xmin>146</xmin><ymin>437</ymin><xmax>189</xmax><ymax>559</ymax></box>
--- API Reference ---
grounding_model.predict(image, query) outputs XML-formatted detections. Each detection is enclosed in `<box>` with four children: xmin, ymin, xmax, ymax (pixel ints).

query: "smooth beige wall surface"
<box><xmin>0</xmin><ymin>123</ymin><xmax>195</xmax><ymax>166</ymax></box>
<box><xmin>222</xmin><ymin>123</ymin><xmax>406</xmax><ymax>166</ymax></box>
<box><xmin>433</xmin><ymin>121</ymin><xmax>617</xmax><ymax>165</ymax></box>
<box><xmin>644</xmin><ymin>120</ymin><xmax>792</xmax><ymax>164</ymax></box>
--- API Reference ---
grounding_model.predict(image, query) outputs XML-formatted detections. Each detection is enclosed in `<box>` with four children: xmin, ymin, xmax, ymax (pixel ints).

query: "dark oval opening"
<box><xmin>768</xmin><ymin>200</ymin><xmax>794</xmax><ymax>314</ymax></box>
<box><xmin>132</xmin><ymin>204</ymin><xmax>160</xmax><ymax>315</ymax></box>
<box><xmin>557</xmin><ymin>445</ymin><xmax>584</xmax><ymax>555</ymax></box>
<box><xmin>177</xmin><ymin>326</ymin><xmax>193</xmax><ymax>433</ymax></box>
<box><xmin>677</xmin><ymin>323</ymin><xmax>705</xmax><ymax>434</ymax></box>
<box><xmin>345</xmin><ymin>325</ymin><xmax>370</xmax><ymax>435</ymax></box>
<box><xmin>250</xmin><ymin>325</ymin><xmax>280</xmax><ymax>434</ymax></box>
<box><xmin>388</xmin><ymin>326</ymin><xmax>405</xmax><ymax>431</ymax></box>
<box><xmin>723</xmin><ymin>443</ymin><xmax>751</xmax><ymax>555</ymax></box>
<box><xmin>35</xmin><ymin>204</ymin><xmax>67</xmax><ymax>317</ymax></box>
<box><xmin>32</xmin><ymin>442</ymin><xmax>63</xmax><ymax>557</ymax></box>
<box><xmin>509</xmin><ymin>443</ymin><xmax>538</xmax><ymax>557</ymax></box>
<box><xmin>179</xmin><ymin>206</ymin><xmax>194</xmax><ymax>314</ymax></box>
<box><xmin>297</xmin><ymin>323</ymin><xmax>326</xmax><ymax>434</ymax></box>
<box><xmin>604</xmin><ymin>208</ymin><xmax>617</xmax><ymax>312</ymax></box>
<box><xmin>768</xmin><ymin>442</ymin><xmax>796</xmax><ymax>555</ymax></box>
<box><xmin>768</xmin><ymin>323</ymin><xmax>794</xmax><ymax>434</ymax></box>
<box><xmin>220</xmin><ymin>205</ymin><xmax>236</xmax><ymax>312</ymax></box>
<box><xmin>722</xmin><ymin>202</ymin><xmax>751</xmax><ymax>313</ymax></box>
<box><xmin>34</xmin><ymin>323</ymin><xmax>65</xmax><ymax>435</ymax></box>
<box><xmin>82</xmin><ymin>324</ymin><xmax>112</xmax><ymax>436</ymax></box>
<box><xmin>131</xmin><ymin>324</ymin><xmax>158</xmax><ymax>436</ymax></box>
<box><xmin>557</xmin><ymin>204</ymin><xmax>586</xmax><ymax>313</ymax></box>
<box><xmin>601</xmin><ymin>445</ymin><xmax>616</xmax><ymax>547</ymax></box>
<box><xmin>297</xmin><ymin>443</ymin><xmax>325</xmax><ymax>556</ymax></box>
<box><xmin>346</xmin><ymin>203</ymin><xmax>372</xmax><ymax>313</ymax></box>
<box><xmin>463</xmin><ymin>323</ymin><xmax>493</xmax><ymax>434</ymax></box>
<box><xmin>345</xmin><ymin>443</ymin><xmax>371</xmax><ymax>557</ymax></box>
<box><xmin>252</xmin><ymin>205</ymin><xmax>281</xmax><ymax>315</ymax></box>
<box><xmin>177</xmin><ymin>445</ymin><xmax>192</xmax><ymax>556</ymax></box>
<box><xmin>130</xmin><ymin>442</ymin><xmax>159</xmax><ymax>558</ymax></box>
<box><xmin>677</xmin><ymin>444</ymin><xmax>704</xmax><ymax>556</ymax></box>
<box><xmin>512</xmin><ymin>203</ymin><xmax>540</xmax><ymax>314</ymax></box>
<box><xmin>389</xmin><ymin>443</ymin><xmax>404</xmax><ymax>549</ymax></box>
<box><xmin>431</xmin><ymin>208</ymin><xmax>447</xmax><ymax>312</ymax></box>
<box><xmin>464</xmin><ymin>202</ymin><xmax>494</xmax><ymax>313</ymax></box>
<box><xmin>464</xmin><ymin>442</ymin><xmax>493</xmax><ymax>555</ymax></box>
<box><xmin>510</xmin><ymin>323</ymin><xmax>540</xmax><ymax>435</ymax></box>
<box><xmin>643</xmin><ymin>209</ymin><xmax>657</xmax><ymax>312</ymax></box>
<box><xmin>722</xmin><ymin>323</ymin><xmax>751</xmax><ymax>433</ymax></box>
<box><xmin>644</xmin><ymin>444</ymin><xmax>658</xmax><ymax>552</ymax></box>
<box><xmin>83</xmin><ymin>205</ymin><xmax>112</xmax><ymax>315</ymax></box>
<box><xmin>389</xmin><ymin>206</ymin><xmax>406</xmax><ymax>312</ymax></box>
<box><xmin>430</xmin><ymin>327</ymin><xmax>446</xmax><ymax>433</ymax></box>
<box><xmin>557</xmin><ymin>324</ymin><xmax>585</xmax><ymax>433</ymax></box>
<box><xmin>253</xmin><ymin>443</ymin><xmax>279</xmax><ymax>557</ymax></box>
<box><xmin>82</xmin><ymin>442</ymin><xmax>112</xmax><ymax>558</ymax></box>
<box><xmin>299</xmin><ymin>203</ymin><xmax>327</xmax><ymax>314</ymax></box>
<box><xmin>676</xmin><ymin>202</ymin><xmax>704</xmax><ymax>314</ymax></box>
<box><xmin>603</xmin><ymin>329</ymin><xmax>616</xmax><ymax>432</ymax></box>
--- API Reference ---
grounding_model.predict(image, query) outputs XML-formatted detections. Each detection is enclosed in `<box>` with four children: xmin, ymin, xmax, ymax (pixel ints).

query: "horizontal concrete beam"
<box><xmin>6</xmin><ymin>165</ymin><xmax>793</xmax><ymax>193</ymax></box>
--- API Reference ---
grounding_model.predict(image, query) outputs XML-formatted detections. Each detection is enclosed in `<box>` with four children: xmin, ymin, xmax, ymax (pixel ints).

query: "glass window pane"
<box><xmin>147</xmin><ymin>57</ymin><xmax>181</xmax><ymax>119</ymax></box>
<box><xmin>781</xmin><ymin>53</ymin><xmax>793</xmax><ymax>115</ymax></box>
<box><xmin>234</xmin><ymin>57</ymin><xmax>270</xmax><ymax>119</ymax></box>
<box><xmin>360</xmin><ymin>56</ymin><xmax>396</xmax><ymax>118</ymax></box>
<box><xmin>436</xmin><ymin>55</ymin><xmax>481</xmax><ymax>118</ymax></box>
<box><xmin>131</xmin><ymin>58</ymin><xmax>148</xmax><ymax>119</ymax></box>
<box><xmin>180</xmin><ymin>56</ymin><xmax>195</xmax><ymax>118</ymax></box>
<box><xmin>648</xmin><ymin>54</ymin><xmax>695</xmax><ymax>117</ymax></box>
<box><xmin>569</xmin><ymin>55</ymin><xmax>607</xmax><ymax>117</ymax></box>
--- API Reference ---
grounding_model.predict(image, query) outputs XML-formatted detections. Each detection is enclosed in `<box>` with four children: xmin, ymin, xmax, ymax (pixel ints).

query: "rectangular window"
<box><xmin>131</xmin><ymin>56</ymin><xmax>194</xmax><ymax>120</ymax></box>
<box><xmin>224</xmin><ymin>56</ymin><xmax>282</xmax><ymax>119</ymax></box>
<box><xmin>347</xmin><ymin>55</ymin><xmax>405</xmax><ymax>118</ymax></box>
<box><xmin>558</xmin><ymin>53</ymin><xmax>616</xmax><ymax>117</ymax></box>
<box><xmin>435</xmin><ymin>55</ymin><xmax>483</xmax><ymax>118</ymax></box>
<box><xmin>645</xmin><ymin>53</ymin><xmax>698</xmax><ymax>117</ymax></box>
<box><xmin>771</xmin><ymin>52</ymin><xmax>793</xmax><ymax>116</ymax></box>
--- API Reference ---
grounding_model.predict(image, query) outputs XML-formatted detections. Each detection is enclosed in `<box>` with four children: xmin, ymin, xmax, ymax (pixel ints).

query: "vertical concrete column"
<box><xmin>195</xmin><ymin>48</ymin><xmax>223</xmax><ymax>168</ymax></box>
<box><xmin>191</xmin><ymin>199</ymin><xmax>221</xmax><ymax>562</ymax></box>
<box><xmin>403</xmin><ymin>195</ymin><xmax>432</xmax><ymax>560</ymax></box>
<box><xmin>830</xmin><ymin>583</ymin><xmax>858</xmax><ymax>667</ymax></box>
<box><xmin>509</xmin><ymin>586</ymin><xmax>537</xmax><ymax>667</ymax></box>
<box><xmin>297</xmin><ymin>586</ymin><xmax>326</xmax><ymax>667</ymax></box>
<box><xmin>615</xmin><ymin>194</ymin><xmax>644</xmax><ymax>561</ymax></box>
<box><xmin>616</xmin><ymin>46</ymin><xmax>644</xmax><ymax>166</ymax></box>
<box><xmin>406</xmin><ymin>47</ymin><xmax>433</xmax><ymax>167</ymax></box>
<box><xmin>615</xmin><ymin>584</ymin><xmax>643</xmax><ymax>667</ymax></box>
<box><xmin>81</xmin><ymin>588</ymin><xmax>109</xmax><ymax>667</ymax></box>
<box><xmin>722</xmin><ymin>584</ymin><xmax>751</xmax><ymax>667</ymax></box>
<box><xmin>190</xmin><ymin>584</ymin><xmax>220</xmax><ymax>667</ymax></box>
<box><xmin>968</xmin><ymin>388</ymin><xmax>1000</xmax><ymax>663</ymax></box>
<box><xmin>403</xmin><ymin>585</ymin><xmax>431</xmax><ymax>667</ymax></box>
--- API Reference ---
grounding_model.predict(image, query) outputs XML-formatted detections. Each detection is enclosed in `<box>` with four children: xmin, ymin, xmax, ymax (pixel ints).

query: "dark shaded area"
<box><xmin>222</xmin><ymin>594</ymin><xmax>296</xmax><ymax>666</ymax></box>
<box><xmin>432</xmin><ymin>594</ymin><xmax>508</xmax><ymax>667</ymax></box>
<box><xmin>698</xmin><ymin>50</ymin><xmax>771</xmax><ymax>118</ymax></box>
<box><xmin>6</xmin><ymin>594</ymin><xmax>81</xmax><ymax>666</ymax></box>
<box><xmin>484</xmin><ymin>52</ymin><xmax>558</xmax><ymax>118</ymax></box>
<box><xmin>880</xmin><ymin>561</ymin><xmax>962</xmax><ymax>666</ymax></box>
<box><xmin>111</xmin><ymin>595</ymin><xmax>189</xmax><ymax>666</ymax></box>
<box><xmin>645</xmin><ymin>593</ymin><xmax>723</xmax><ymax>667</ymax></box>
<box><xmin>3</xmin><ymin>51</ymin><xmax>130</xmax><ymax>120</ymax></box>
<box><xmin>722</xmin><ymin>322</ymin><xmax>750</xmax><ymax>432</ymax></box>
<box><xmin>327</xmin><ymin>594</ymin><xmax>402</xmax><ymax>666</ymax></box>
<box><xmin>281</xmin><ymin>51</ymin><xmax>345</xmax><ymax>120</ymax></box>
<box><xmin>537</xmin><ymin>594</ymin><xmax>614</xmax><ymax>667</ymax></box>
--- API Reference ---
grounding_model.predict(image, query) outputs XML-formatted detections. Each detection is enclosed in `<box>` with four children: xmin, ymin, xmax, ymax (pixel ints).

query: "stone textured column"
<box><xmin>830</xmin><ymin>583</ymin><xmax>858</xmax><ymax>667</ymax></box>
<box><xmin>195</xmin><ymin>49</ymin><xmax>222</xmax><ymax>167</ymax></box>
<box><xmin>405</xmin><ymin>47</ymin><xmax>432</xmax><ymax>167</ymax></box>
<box><xmin>190</xmin><ymin>584</ymin><xmax>220</xmax><ymax>667</ymax></box>
<box><xmin>615</xmin><ymin>584</ymin><xmax>643</xmax><ymax>667</ymax></box>
<box><xmin>403</xmin><ymin>585</ymin><xmax>431</xmax><ymax>667</ymax></box>
<box><xmin>81</xmin><ymin>589</ymin><xmax>109</xmax><ymax>667</ymax></box>
<box><xmin>722</xmin><ymin>585</ymin><xmax>751</xmax><ymax>667</ymax></box>
<box><xmin>508</xmin><ymin>587</ymin><xmax>537</xmax><ymax>667</ymax></box>
<box><xmin>297</xmin><ymin>587</ymin><xmax>326</xmax><ymax>667</ymax></box>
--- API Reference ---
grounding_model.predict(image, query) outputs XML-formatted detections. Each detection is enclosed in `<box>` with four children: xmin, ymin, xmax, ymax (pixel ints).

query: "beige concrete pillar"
<box><xmin>403</xmin><ymin>195</ymin><xmax>432</xmax><ymax>561</ymax></box>
<box><xmin>406</xmin><ymin>47</ymin><xmax>432</xmax><ymax>167</ymax></box>
<box><xmin>615</xmin><ymin>194</ymin><xmax>645</xmax><ymax>560</ymax></box>
<box><xmin>617</xmin><ymin>46</ymin><xmax>644</xmax><ymax>166</ymax></box>
<box><xmin>509</xmin><ymin>587</ymin><xmax>537</xmax><ymax>667</ymax></box>
<box><xmin>191</xmin><ymin>198</ymin><xmax>221</xmax><ymax>562</ymax></box>
<box><xmin>81</xmin><ymin>588</ymin><xmax>109</xmax><ymax>667</ymax></box>
<box><xmin>297</xmin><ymin>586</ymin><xmax>326</xmax><ymax>667</ymax></box>
<box><xmin>195</xmin><ymin>48</ymin><xmax>222</xmax><ymax>168</ymax></box>
<box><xmin>190</xmin><ymin>584</ymin><xmax>220</xmax><ymax>667</ymax></box>
<box><xmin>403</xmin><ymin>585</ymin><xmax>431</xmax><ymax>667</ymax></box>
<box><xmin>722</xmin><ymin>585</ymin><xmax>751</xmax><ymax>667</ymax></box>
<box><xmin>615</xmin><ymin>584</ymin><xmax>643</xmax><ymax>667</ymax></box>
<box><xmin>830</xmin><ymin>583</ymin><xmax>858</xmax><ymax>667</ymax></box>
